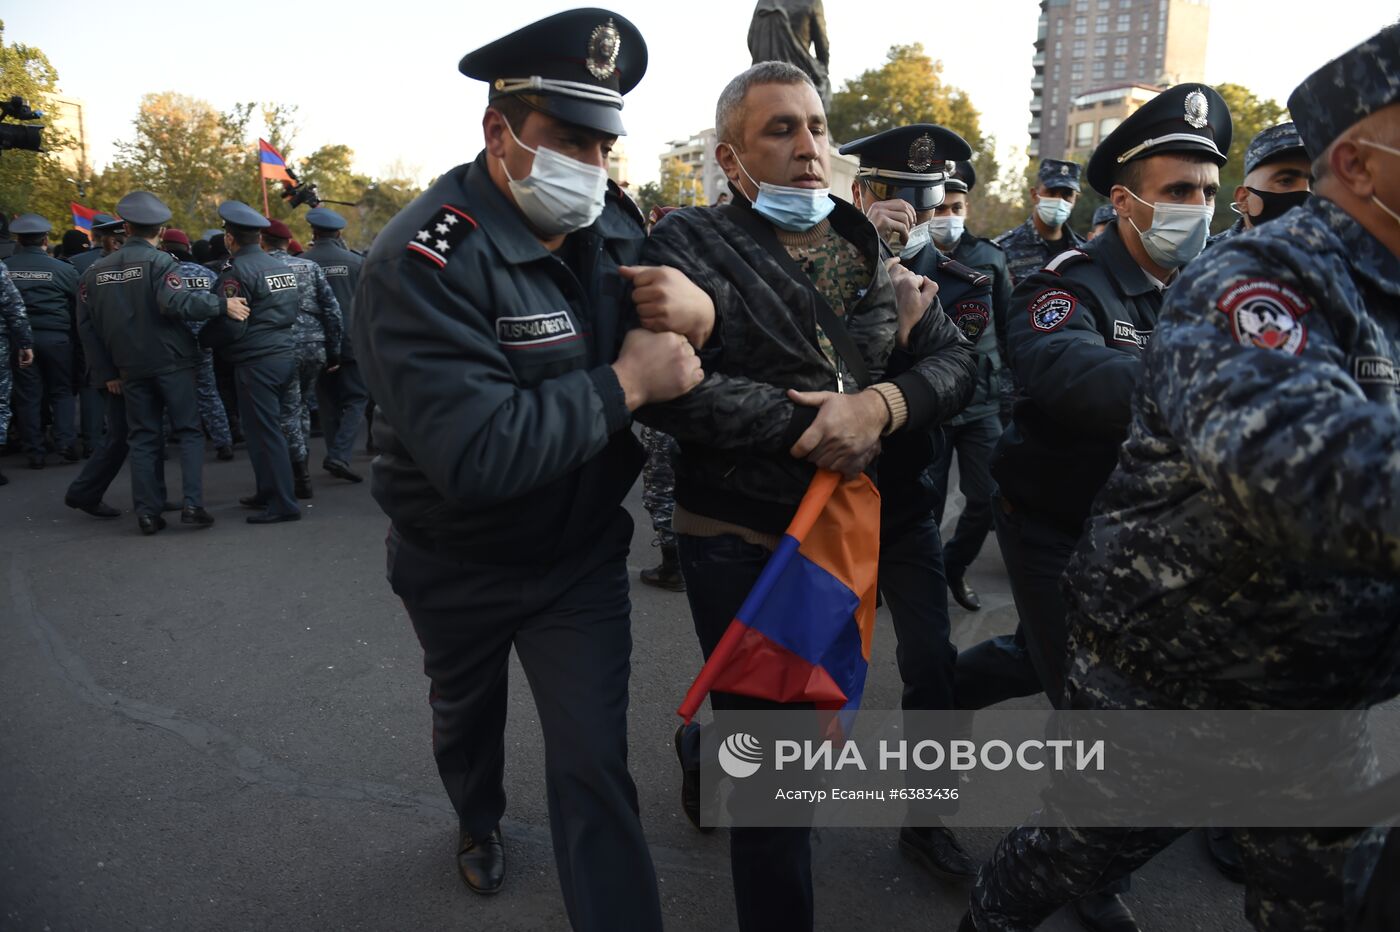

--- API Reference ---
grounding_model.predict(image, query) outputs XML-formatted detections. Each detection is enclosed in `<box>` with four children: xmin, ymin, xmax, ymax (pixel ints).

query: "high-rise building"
<box><xmin>1029</xmin><ymin>0</ymin><xmax>1209</xmax><ymax>162</ymax></box>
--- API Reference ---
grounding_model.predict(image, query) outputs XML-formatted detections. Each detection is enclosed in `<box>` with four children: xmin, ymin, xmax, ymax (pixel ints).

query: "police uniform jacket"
<box><xmin>0</xmin><ymin>262</ymin><xmax>33</xmax><ymax>350</ymax></box>
<box><xmin>268</xmin><ymin>248</ymin><xmax>344</xmax><ymax>354</ymax></box>
<box><xmin>991</xmin><ymin>220</ymin><xmax>1161</xmax><ymax>534</ymax></box>
<box><xmin>201</xmin><ymin>245</ymin><xmax>300</xmax><ymax>364</ymax></box>
<box><xmin>78</xmin><ymin>239</ymin><xmax>227</xmax><ymax>382</ymax></box>
<box><xmin>302</xmin><ymin>238</ymin><xmax>363</xmax><ymax>359</ymax></box>
<box><xmin>913</xmin><ymin>239</ymin><xmax>1002</xmax><ymax>424</ymax></box>
<box><xmin>1063</xmin><ymin>196</ymin><xmax>1400</xmax><ymax>710</ymax></box>
<box><xmin>353</xmin><ymin>152</ymin><xmax>645</xmax><ymax>564</ymax></box>
<box><xmin>69</xmin><ymin>248</ymin><xmax>103</xmax><ymax>276</ymax></box>
<box><xmin>5</xmin><ymin>245</ymin><xmax>78</xmax><ymax>332</ymax></box>
<box><xmin>953</xmin><ymin>233</ymin><xmax>1014</xmax><ymax>403</ymax></box>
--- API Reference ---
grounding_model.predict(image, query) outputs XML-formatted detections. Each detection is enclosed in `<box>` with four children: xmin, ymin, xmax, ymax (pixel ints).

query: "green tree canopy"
<box><xmin>828</xmin><ymin>44</ymin><xmax>984</xmax><ymax>151</ymax></box>
<box><xmin>635</xmin><ymin>157</ymin><xmax>705</xmax><ymax>216</ymax></box>
<box><xmin>1211</xmin><ymin>82</ymin><xmax>1289</xmax><ymax>233</ymax></box>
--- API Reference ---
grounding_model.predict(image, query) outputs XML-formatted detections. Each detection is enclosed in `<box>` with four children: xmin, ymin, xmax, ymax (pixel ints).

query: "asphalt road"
<box><xmin>0</xmin><ymin>434</ymin><xmax>1249</xmax><ymax>931</ymax></box>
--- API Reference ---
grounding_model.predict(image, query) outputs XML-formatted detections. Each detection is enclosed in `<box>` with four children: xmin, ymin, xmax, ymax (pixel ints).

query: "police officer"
<box><xmin>963</xmin><ymin>29</ymin><xmax>1398</xmax><ymax>931</ymax></box>
<box><xmin>1206</xmin><ymin>121</ymin><xmax>1312</xmax><ymax>248</ymax></box>
<box><xmin>201</xmin><ymin>201</ymin><xmax>303</xmax><ymax>524</ymax></box>
<box><xmin>7</xmin><ymin>214</ymin><xmax>80</xmax><ymax>468</ymax></box>
<box><xmin>0</xmin><ymin>262</ymin><xmax>34</xmax><ymax>487</ymax></box>
<box><xmin>352</xmin><ymin>10</ymin><xmax>703</xmax><ymax>928</ymax></box>
<box><xmin>263</xmin><ymin>217</ymin><xmax>342</xmax><ymax>498</ymax></box>
<box><xmin>1087</xmin><ymin>203</ymin><xmax>1116</xmax><ymax>241</ymax></box>
<box><xmin>841</xmin><ymin>123</ymin><xmax>983</xmax><ymax>879</ymax></box>
<box><xmin>301</xmin><ymin>207</ymin><xmax>366</xmax><ymax>484</ymax></box>
<box><xmin>995</xmin><ymin>158</ymin><xmax>1087</xmax><ymax>285</ymax></box>
<box><xmin>970</xmin><ymin>83</ymin><xmax>1232</xmax><ymax>932</ymax></box>
<box><xmin>82</xmin><ymin>192</ymin><xmax>250</xmax><ymax>534</ymax></box>
<box><xmin>160</xmin><ymin>228</ymin><xmax>235</xmax><ymax>461</ymax></box>
<box><xmin>69</xmin><ymin>214</ymin><xmax>125</xmax><ymax>276</ymax></box>
<box><xmin>70</xmin><ymin>214</ymin><xmax>127</xmax><ymax>455</ymax></box>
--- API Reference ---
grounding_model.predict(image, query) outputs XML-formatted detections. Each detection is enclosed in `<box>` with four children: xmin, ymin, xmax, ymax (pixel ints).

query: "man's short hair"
<box><xmin>228</xmin><ymin>227</ymin><xmax>261</xmax><ymax>247</ymax></box>
<box><xmin>715</xmin><ymin>61</ymin><xmax>815</xmax><ymax>145</ymax></box>
<box><xmin>490</xmin><ymin>94</ymin><xmax>536</xmax><ymax>134</ymax></box>
<box><xmin>127</xmin><ymin>222</ymin><xmax>161</xmax><ymax>239</ymax></box>
<box><xmin>16</xmin><ymin>232</ymin><xmax>46</xmax><ymax>248</ymax></box>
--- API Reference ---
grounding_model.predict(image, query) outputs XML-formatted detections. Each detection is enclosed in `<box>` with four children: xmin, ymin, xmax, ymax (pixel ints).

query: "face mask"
<box><xmin>1124</xmin><ymin>188</ymin><xmax>1213</xmax><ymax>269</ymax></box>
<box><xmin>897</xmin><ymin>221</ymin><xmax>933</xmax><ymax>259</ymax></box>
<box><xmin>928</xmin><ymin>215</ymin><xmax>965</xmax><ymax>248</ymax></box>
<box><xmin>730</xmin><ymin>149</ymin><xmax>834</xmax><ymax>232</ymax></box>
<box><xmin>500</xmin><ymin>121</ymin><xmax>608</xmax><ymax>236</ymax></box>
<box><xmin>1036</xmin><ymin>197</ymin><xmax>1073</xmax><ymax>228</ymax></box>
<box><xmin>1243</xmin><ymin>187</ymin><xmax>1310</xmax><ymax>226</ymax></box>
<box><xmin>1356</xmin><ymin>140</ymin><xmax>1400</xmax><ymax>228</ymax></box>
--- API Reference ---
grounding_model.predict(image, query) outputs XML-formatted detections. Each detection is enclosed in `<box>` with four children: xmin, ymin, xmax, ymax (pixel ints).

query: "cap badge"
<box><xmin>1184</xmin><ymin>89</ymin><xmax>1209</xmax><ymax>129</ymax></box>
<box><xmin>587</xmin><ymin>19</ymin><xmax>622</xmax><ymax>80</ymax></box>
<box><xmin>908</xmin><ymin>134</ymin><xmax>937</xmax><ymax>172</ymax></box>
<box><xmin>1060</xmin><ymin>164</ymin><xmax>1070</xmax><ymax>175</ymax></box>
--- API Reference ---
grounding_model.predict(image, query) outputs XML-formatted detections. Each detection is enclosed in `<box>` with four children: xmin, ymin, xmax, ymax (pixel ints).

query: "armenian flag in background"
<box><xmin>258</xmin><ymin>138</ymin><xmax>295</xmax><ymax>185</ymax></box>
<box><xmin>70</xmin><ymin>202</ymin><xmax>98</xmax><ymax>239</ymax></box>
<box><xmin>677</xmin><ymin>470</ymin><xmax>881</xmax><ymax>722</ymax></box>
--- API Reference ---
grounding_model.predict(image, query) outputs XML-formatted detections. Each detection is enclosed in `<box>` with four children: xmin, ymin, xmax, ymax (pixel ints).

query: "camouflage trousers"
<box><xmin>195</xmin><ymin>349</ymin><xmax>232</xmax><ymax>449</ymax></box>
<box><xmin>640</xmin><ymin>426</ymin><xmax>679</xmax><ymax>548</ymax></box>
<box><xmin>970</xmin><ymin>821</ymin><xmax>1385</xmax><ymax>930</ymax></box>
<box><xmin>279</xmin><ymin>343</ymin><xmax>326</xmax><ymax>462</ymax></box>
<box><xmin>0</xmin><ymin>333</ymin><xmax>10</xmax><ymax>445</ymax></box>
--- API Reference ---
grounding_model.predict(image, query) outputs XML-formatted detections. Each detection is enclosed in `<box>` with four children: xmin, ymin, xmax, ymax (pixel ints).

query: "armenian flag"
<box><xmin>70</xmin><ymin>202</ymin><xmax>98</xmax><ymax>239</ymax></box>
<box><xmin>678</xmin><ymin>470</ymin><xmax>881</xmax><ymax>721</ymax></box>
<box><xmin>258</xmin><ymin>138</ymin><xmax>295</xmax><ymax>185</ymax></box>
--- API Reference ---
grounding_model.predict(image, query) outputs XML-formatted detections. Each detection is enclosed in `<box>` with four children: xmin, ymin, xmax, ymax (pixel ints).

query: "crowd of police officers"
<box><xmin>1</xmin><ymin>7</ymin><xmax>1397</xmax><ymax>931</ymax></box>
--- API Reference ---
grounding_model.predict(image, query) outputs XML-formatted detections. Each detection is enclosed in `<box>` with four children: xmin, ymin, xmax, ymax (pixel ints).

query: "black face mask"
<box><xmin>1245</xmin><ymin>187</ymin><xmax>1311</xmax><ymax>226</ymax></box>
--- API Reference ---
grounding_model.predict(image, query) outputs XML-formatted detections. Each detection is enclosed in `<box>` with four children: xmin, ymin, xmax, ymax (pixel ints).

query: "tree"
<box><xmin>635</xmin><ymin>157</ymin><xmax>704</xmax><ymax>216</ymax></box>
<box><xmin>828</xmin><ymin>44</ymin><xmax>984</xmax><ymax>152</ymax></box>
<box><xmin>0</xmin><ymin>21</ymin><xmax>80</xmax><ymax>230</ymax></box>
<box><xmin>1211</xmin><ymin>83</ymin><xmax>1289</xmax><ymax>233</ymax></box>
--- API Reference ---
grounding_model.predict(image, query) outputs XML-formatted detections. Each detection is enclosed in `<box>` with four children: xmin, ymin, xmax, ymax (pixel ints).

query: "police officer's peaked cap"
<box><xmin>838</xmin><ymin>124</ymin><xmax>972</xmax><ymax>211</ymax></box>
<box><xmin>1244</xmin><ymin>122</ymin><xmax>1307</xmax><ymax>176</ymax></box>
<box><xmin>116</xmin><ymin>191</ymin><xmax>174</xmax><ymax>226</ymax></box>
<box><xmin>944</xmin><ymin>160</ymin><xmax>976</xmax><ymax>194</ymax></box>
<box><xmin>305</xmin><ymin>207</ymin><xmax>347</xmax><ymax>231</ymax></box>
<box><xmin>218</xmin><ymin>200</ymin><xmax>270</xmax><ymax>230</ymax></box>
<box><xmin>460</xmin><ymin>8</ymin><xmax>648</xmax><ymax>137</ymax></box>
<box><xmin>91</xmin><ymin>213</ymin><xmax>126</xmax><ymax>234</ymax></box>
<box><xmin>202</xmin><ymin>228</ymin><xmax>224</xmax><ymax>242</ymax></box>
<box><xmin>1288</xmin><ymin>24</ymin><xmax>1400</xmax><ymax>158</ymax></box>
<box><xmin>1038</xmin><ymin>159</ymin><xmax>1082</xmax><ymax>193</ymax></box>
<box><xmin>1091</xmin><ymin>204</ymin><xmax>1117</xmax><ymax>227</ymax></box>
<box><xmin>1086</xmin><ymin>83</ymin><xmax>1232</xmax><ymax>196</ymax></box>
<box><xmin>10</xmin><ymin>213</ymin><xmax>52</xmax><ymax>235</ymax></box>
<box><xmin>264</xmin><ymin>217</ymin><xmax>293</xmax><ymax>240</ymax></box>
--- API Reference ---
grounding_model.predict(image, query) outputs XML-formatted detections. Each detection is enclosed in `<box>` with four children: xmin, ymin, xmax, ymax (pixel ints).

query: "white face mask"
<box><xmin>1123</xmin><ymin>187</ymin><xmax>1214</xmax><ymax>269</ymax></box>
<box><xmin>900</xmin><ymin>221</ymin><xmax>933</xmax><ymax>259</ymax></box>
<box><xmin>500</xmin><ymin>121</ymin><xmax>608</xmax><ymax>236</ymax></box>
<box><xmin>928</xmin><ymin>215</ymin><xmax>965</xmax><ymax>248</ymax></box>
<box><xmin>1036</xmin><ymin>196</ymin><xmax>1073</xmax><ymax>228</ymax></box>
<box><xmin>1357</xmin><ymin>139</ymin><xmax>1400</xmax><ymax>228</ymax></box>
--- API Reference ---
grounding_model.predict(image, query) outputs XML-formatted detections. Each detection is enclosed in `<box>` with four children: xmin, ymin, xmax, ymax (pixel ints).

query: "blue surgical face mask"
<box><xmin>1036</xmin><ymin>196</ymin><xmax>1074</xmax><ymax>228</ymax></box>
<box><xmin>730</xmin><ymin>150</ymin><xmax>834</xmax><ymax>232</ymax></box>
<box><xmin>1124</xmin><ymin>187</ymin><xmax>1213</xmax><ymax>269</ymax></box>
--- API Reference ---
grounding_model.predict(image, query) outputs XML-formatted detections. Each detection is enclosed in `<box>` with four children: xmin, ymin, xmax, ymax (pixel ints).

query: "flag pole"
<box><xmin>261</xmin><ymin>174</ymin><xmax>270</xmax><ymax>216</ymax></box>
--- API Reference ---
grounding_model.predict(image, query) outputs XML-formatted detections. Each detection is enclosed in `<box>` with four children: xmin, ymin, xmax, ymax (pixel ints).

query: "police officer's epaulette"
<box><xmin>938</xmin><ymin>255</ymin><xmax>991</xmax><ymax>287</ymax></box>
<box><xmin>406</xmin><ymin>205</ymin><xmax>478</xmax><ymax>269</ymax></box>
<box><xmin>607</xmin><ymin>179</ymin><xmax>646</xmax><ymax>229</ymax></box>
<box><xmin>1043</xmin><ymin>249</ymin><xmax>1091</xmax><ymax>275</ymax></box>
<box><xmin>979</xmin><ymin>235</ymin><xmax>1005</xmax><ymax>253</ymax></box>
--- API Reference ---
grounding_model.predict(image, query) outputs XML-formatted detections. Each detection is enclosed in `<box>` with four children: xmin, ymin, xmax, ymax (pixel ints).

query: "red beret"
<box><xmin>288</xmin><ymin>239</ymin><xmax>304</xmax><ymax>255</ymax></box>
<box><xmin>264</xmin><ymin>218</ymin><xmax>293</xmax><ymax>240</ymax></box>
<box><xmin>161</xmin><ymin>228</ymin><xmax>191</xmax><ymax>246</ymax></box>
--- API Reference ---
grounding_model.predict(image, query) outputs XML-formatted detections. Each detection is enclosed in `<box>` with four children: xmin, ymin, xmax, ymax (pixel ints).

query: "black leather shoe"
<box><xmin>66</xmin><ymin>496</ymin><xmax>120</xmax><ymax>519</ymax></box>
<box><xmin>457</xmin><ymin>826</ymin><xmax>505</xmax><ymax>895</ymax></box>
<box><xmin>674</xmin><ymin>723</ymin><xmax>715</xmax><ymax>833</ymax></box>
<box><xmin>181</xmin><ymin>505</ymin><xmax>215</xmax><ymax>528</ymax></box>
<box><xmin>239</xmin><ymin>494</ymin><xmax>267</xmax><ymax>510</ymax></box>
<box><xmin>216</xmin><ymin>445</ymin><xmax>234</xmax><ymax>461</ymax></box>
<box><xmin>247</xmin><ymin>511</ymin><xmax>301</xmax><ymax>525</ymax></box>
<box><xmin>61</xmin><ymin>446</ymin><xmax>80</xmax><ymax>463</ymax></box>
<box><xmin>1072</xmin><ymin>892</ymin><xmax>1141</xmax><ymax>932</ymax></box>
<box><xmin>137</xmin><ymin>514</ymin><xmax>167</xmax><ymax>535</ymax></box>
<box><xmin>899</xmin><ymin>825</ymin><xmax>976</xmax><ymax>880</ymax></box>
<box><xmin>1205</xmin><ymin>828</ymin><xmax>1245</xmax><ymax>884</ymax></box>
<box><xmin>323</xmin><ymin>458</ymin><xmax>363</xmax><ymax>483</ymax></box>
<box><xmin>948</xmin><ymin>573</ymin><xmax>982</xmax><ymax>612</ymax></box>
<box><xmin>641</xmin><ymin>544</ymin><xmax>686</xmax><ymax>591</ymax></box>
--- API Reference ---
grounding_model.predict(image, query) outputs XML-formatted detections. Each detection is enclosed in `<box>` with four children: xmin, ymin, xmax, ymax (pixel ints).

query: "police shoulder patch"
<box><xmin>1216</xmin><ymin>278</ymin><xmax>1310</xmax><ymax>355</ymax></box>
<box><xmin>222</xmin><ymin>278</ymin><xmax>243</xmax><ymax>299</ymax></box>
<box><xmin>939</xmin><ymin>256</ymin><xmax>991</xmax><ymax>287</ymax></box>
<box><xmin>165</xmin><ymin>272</ymin><xmax>183</xmax><ymax>290</ymax></box>
<box><xmin>1028</xmin><ymin>288</ymin><xmax>1078</xmax><ymax>332</ymax></box>
<box><xmin>952</xmin><ymin>300</ymin><xmax>991</xmax><ymax>340</ymax></box>
<box><xmin>407</xmin><ymin>205</ymin><xmax>477</xmax><ymax>269</ymax></box>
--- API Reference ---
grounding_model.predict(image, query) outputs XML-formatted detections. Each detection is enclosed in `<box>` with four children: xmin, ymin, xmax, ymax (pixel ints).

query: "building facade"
<box><xmin>660</xmin><ymin>128</ymin><xmax>859</xmax><ymax>207</ymax></box>
<box><xmin>1029</xmin><ymin>0</ymin><xmax>1208</xmax><ymax>160</ymax></box>
<box><xmin>1063</xmin><ymin>84</ymin><xmax>1161</xmax><ymax>162</ymax></box>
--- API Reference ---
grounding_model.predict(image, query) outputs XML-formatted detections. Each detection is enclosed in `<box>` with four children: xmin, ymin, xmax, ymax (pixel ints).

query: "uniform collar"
<box><xmin>18</xmin><ymin>245</ymin><xmax>47</xmax><ymax>255</ymax></box>
<box><xmin>464</xmin><ymin>152</ymin><xmax>561</xmax><ymax>266</ymax></box>
<box><xmin>267</xmin><ymin>248</ymin><xmax>290</xmax><ymax>257</ymax></box>
<box><xmin>1089</xmin><ymin>220</ymin><xmax>1161</xmax><ymax>297</ymax></box>
<box><xmin>122</xmin><ymin>238</ymin><xmax>158</xmax><ymax>255</ymax></box>
<box><xmin>1314</xmin><ymin>196</ymin><xmax>1400</xmax><ymax>299</ymax></box>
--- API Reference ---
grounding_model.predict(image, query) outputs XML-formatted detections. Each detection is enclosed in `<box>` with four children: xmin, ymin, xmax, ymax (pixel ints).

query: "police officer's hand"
<box><xmin>865</xmin><ymin>198</ymin><xmax>917</xmax><ymax>246</ymax></box>
<box><xmin>105</xmin><ymin>379</ymin><xmax>122</xmax><ymax>396</ymax></box>
<box><xmin>225</xmin><ymin>296</ymin><xmax>251</xmax><ymax>321</ymax></box>
<box><xmin>885</xmin><ymin>257</ymin><xmax>939</xmax><ymax>347</ymax></box>
<box><xmin>786</xmin><ymin>388</ymin><xmax>889</xmax><ymax>479</ymax></box>
<box><xmin>17</xmin><ymin>347</ymin><xmax>34</xmax><ymax>368</ymax></box>
<box><xmin>612</xmin><ymin>328</ymin><xmax>704</xmax><ymax>411</ymax></box>
<box><xmin>619</xmin><ymin>265</ymin><xmax>715</xmax><ymax>348</ymax></box>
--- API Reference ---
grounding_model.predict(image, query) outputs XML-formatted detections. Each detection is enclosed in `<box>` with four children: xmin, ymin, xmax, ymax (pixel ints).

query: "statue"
<box><xmin>748</xmin><ymin>0</ymin><xmax>831</xmax><ymax>110</ymax></box>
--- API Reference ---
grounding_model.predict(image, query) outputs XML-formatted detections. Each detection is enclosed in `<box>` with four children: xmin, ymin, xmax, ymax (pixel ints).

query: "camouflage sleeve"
<box><xmin>152</xmin><ymin>252</ymin><xmax>225</xmax><ymax>322</ymax></box>
<box><xmin>0</xmin><ymin>262</ymin><xmax>33</xmax><ymax>347</ymax></box>
<box><xmin>1007</xmin><ymin>270</ymin><xmax>1139</xmax><ymax>438</ymax></box>
<box><xmin>1155</xmin><ymin>262</ymin><xmax>1400</xmax><ymax>575</ymax></box>
<box><xmin>76</xmin><ymin>273</ymin><xmax>117</xmax><ymax>383</ymax></box>
<box><xmin>311</xmin><ymin>262</ymin><xmax>344</xmax><ymax>358</ymax></box>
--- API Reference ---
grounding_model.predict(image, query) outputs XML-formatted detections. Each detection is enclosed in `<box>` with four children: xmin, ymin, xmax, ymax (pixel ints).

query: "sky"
<box><xmin>5</xmin><ymin>0</ymin><xmax>1397</xmax><ymax>194</ymax></box>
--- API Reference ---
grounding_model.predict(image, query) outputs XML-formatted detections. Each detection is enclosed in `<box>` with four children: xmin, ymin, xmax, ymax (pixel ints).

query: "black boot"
<box><xmin>640</xmin><ymin>543</ymin><xmax>685</xmax><ymax>591</ymax></box>
<box><xmin>293</xmin><ymin>457</ymin><xmax>313</xmax><ymax>499</ymax></box>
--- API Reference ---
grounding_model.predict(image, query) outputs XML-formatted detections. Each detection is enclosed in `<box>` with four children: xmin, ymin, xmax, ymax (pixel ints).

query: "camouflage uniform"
<box><xmin>967</xmin><ymin>197</ymin><xmax>1399</xmax><ymax>931</ymax></box>
<box><xmin>267</xmin><ymin>248</ymin><xmax>342</xmax><ymax>462</ymax></box>
<box><xmin>0</xmin><ymin>262</ymin><xmax>34</xmax><ymax>447</ymax></box>
<box><xmin>174</xmin><ymin>260</ymin><xmax>233</xmax><ymax>449</ymax></box>
<box><xmin>639</xmin><ymin>425</ymin><xmax>679</xmax><ymax>547</ymax></box>
<box><xmin>994</xmin><ymin>217</ymin><xmax>1086</xmax><ymax>287</ymax></box>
